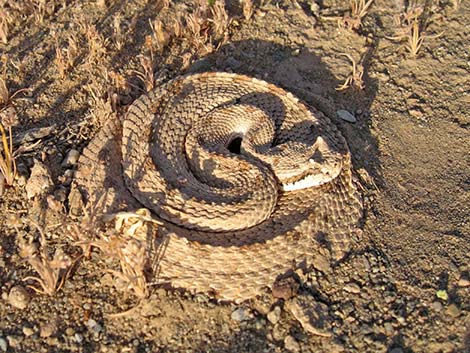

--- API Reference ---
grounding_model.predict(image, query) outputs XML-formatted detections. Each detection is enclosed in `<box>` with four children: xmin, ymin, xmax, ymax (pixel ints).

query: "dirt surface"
<box><xmin>0</xmin><ymin>0</ymin><xmax>469</xmax><ymax>352</ymax></box>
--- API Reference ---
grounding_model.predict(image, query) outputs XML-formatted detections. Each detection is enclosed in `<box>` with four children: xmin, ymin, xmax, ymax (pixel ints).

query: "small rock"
<box><xmin>272</xmin><ymin>323</ymin><xmax>287</xmax><ymax>341</ymax></box>
<box><xmin>431</xmin><ymin>301</ymin><xmax>443</xmax><ymax>312</ymax></box>
<box><xmin>446</xmin><ymin>304</ymin><xmax>460</xmax><ymax>318</ymax></box>
<box><xmin>22</xmin><ymin>327</ymin><xmax>34</xmax><ymax>337</ymax></box>
<box><xmin>284</xmin><ymin>335</ymin><xmax>300</xmax><ymax>353</ymax></box>
<box><xmin>40</xmin><ymin>322</ymin><xmax>57</xmax><ymax>338</ymax></box>
<box><xmin>59</xmin><ymin>169</ymin><xmax>74</xmax><ymax>186</ymax></box>
<box><xmin>267</xmin><ymin>306</ymin><xmax>281</xmax><ymax>324</ymax></box>
<box><xmin>408</xmin><ymin>108</ymin><xmax>424</xmax><ymax>119</ymax></box>
<box><xmin>336</xmin><ymin>110</ymin><xmax>356</xmax><ymax>123</ymax></box>
<box><xmin>312</xmin><ymin>254</ymin><xmax>331</xmax><ymax>273</ymax></box>
<box><xmin>343</xmin><ymin>282</ymin><xmax>361</xmax><ymax>294</ymax></box>
<box><xmin>436</xmin><ymin>290</ymin><xmax>448</xmax><ymax>301</ymax></box>
<box><xmin>74</xmin><ymin>333</ymin><xmax>83</xmax><ymax>344</ymax></box>
<box><xmin>86</xmin><ymin>318</ymin><xmax>97</xmax><ymax>328</ymax></box>
<box><xmin>65</xmin><ymin>327</ymin><xmax>75</xmax><ymax>336</ymax></box>
<box><xmin>25</xmin><ymin>160</ymin><xmax>54</xmax><ymax>199</ymax></box>
<box><xmin>285</xmin><ymin>294</ymin><xmax>332</xmax><ymax>337</ymax></box>
<box><xmin>231</xmin><ymin>307</ymin><xmax>253</xmax><ymax>322</ymax></box>
<box><xmin>0</xmin><ymin>338</ymin><xmax>7</xmax><ymax>352</ymax></box>
<box><xmin>457</xmin><ymin>277</ymin><xmax>470</xmax><ymax>287</ymax></box>
<box><xmin>62</xmin><ymin>149</ymin><xmax>80</xmax><ymax>167</ymax></box>
<box><xmin>53</xmin><ymin>186</ymin><xmax>68</xmax><ymax>202</ymax></box>
<box><xmin>383</xmin><ymin>322</ymin><xmax>394</xmax><ymax>336</ymax></box>
<box><xmin>272</xmin><ymin>277</ymin><xmax>299</xmax><ymax>300</ymax></box>
<box><xmin>8</xmin><ymin>285</ymin><xmax>30</xmax><ymax>309</ymax></box>
<box><xmin>6</xmin><ymin>335</ymin><xmax>22</xmax><ymax>348</ymax></box>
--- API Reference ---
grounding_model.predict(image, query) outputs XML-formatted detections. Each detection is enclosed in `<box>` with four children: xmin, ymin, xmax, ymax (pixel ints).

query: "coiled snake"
<box><xmin>72</xmin><ymin>72</ymin><xmax>363</xmax><ymax>301</ymax></box>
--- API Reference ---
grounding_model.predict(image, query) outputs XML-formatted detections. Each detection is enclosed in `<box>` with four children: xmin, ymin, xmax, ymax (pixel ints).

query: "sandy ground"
<box><xmin>0</xmin><ymin>0</ymin><xmax>469</xmax><ymax>352</ymax></box>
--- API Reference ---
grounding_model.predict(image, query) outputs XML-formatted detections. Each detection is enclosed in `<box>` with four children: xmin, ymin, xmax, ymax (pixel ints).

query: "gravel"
<box><xmin>7</xmin><ymin>285</ymin><xmax>30</xmax><ymax>310</ymax></box>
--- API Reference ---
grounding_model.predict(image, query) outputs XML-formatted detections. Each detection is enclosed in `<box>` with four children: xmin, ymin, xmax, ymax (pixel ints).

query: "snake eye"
<box><xmin>227</xmin><ymin>136</ymin><xmax>242</xmax><ymax>154</ymax></box>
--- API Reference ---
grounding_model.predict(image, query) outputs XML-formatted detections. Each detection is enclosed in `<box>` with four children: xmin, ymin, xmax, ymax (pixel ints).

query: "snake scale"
<box><xmin>71</xmin><ymin>72</ymin><xmax>363</xmax><ymax>301</ymax></box>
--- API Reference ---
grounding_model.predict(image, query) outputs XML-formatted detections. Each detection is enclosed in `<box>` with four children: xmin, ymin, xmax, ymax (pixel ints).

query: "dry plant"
<box><xmin>171</xmin><ymin>16</ymin><xmax>184</xmax><ymax>38</ymax></box>
<box><xmin>339</xmin><ymin>0</ymin><xmax>374</xmax><ymax>30</ymax></box>
<box><xmin>336</xmin><ymin>53</ymin><xmax>365</xmax><ymax>91</ymax></box>
<box><xmin>80</xmin><ymin>22</ymin><xmax>108</xmax><ymax>65</ymax></box>
<box><xmin>242</xmin><ymin>0</ymin><xmax>254</xmax><ymax>20</ymax></box>
<box><xmin>0</xmin><ymin>11</ymin><xmax>8</xmax><ymax>44</ymax></box>
<box><xmin>0</xmin><ymin>113</ymin><xmax>17</xmax><ymax>188</ymax></box>
<box><xmin>185</xmin><ymin>10</ymin><xmax>207</xmax><ymax>49</ymax></box>
<box><xmin>84</xmin><ymin>83</ymin><xmax>117</xmax><ymax>126</ymax></box>
<box><xmin>133</xmin><ymin>55</ymin><xmax>156</xmax><ymax>92</ymax></box>
<box><xmin>83</xmin><ymin>209</ymin><xmax>162</xmax><ymax>299</ymax></box>
<box><xmin>32</xmin><ymin>0</ymin><xmax>55</xmax><ymax>25</ymax></box>
<box><xmin>113</xmin><ymin>15</ymin><xmax>125</xmax><ymax>51</ymax></box>
<box><xmin>387</xmin><ymin>5</ymin><xmax>444</xmax><ymax>58</ymax></box>
<box><xmin>0</xmin><ymin>55</ymin><xmax>28</xmax><ymax>188</ymax></box>
<box><xmin>209</xmin><ymin>0</ymin><xmax>231</xmax><ymax>39</ymax></box>
<box><xmin>19</xmin><ymin>222</ymin><xmax>73</xmax><ymax>295</ymax></box>
<box><xmin>149</xmin><ymin>18</ymin><xmax>170</xmax><ymax>53</ymax></box>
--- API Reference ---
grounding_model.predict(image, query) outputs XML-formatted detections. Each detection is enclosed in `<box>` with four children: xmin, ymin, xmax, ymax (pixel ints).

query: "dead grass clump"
<box><xmin>339</xmin><ymin>0</ymin><xmax>374</xmax><ymax>30</ymax></box>
<box><xmin>336</xmin><ymin>53</ymin><xmax>365</xmax><ymax>91</ymax></box>
<box><xmin>133</xmin><ymin>55</ymin><xmax>156</xmax><ymax>92</ymax></box>
<box><xmin>80</xmin><ymin>22</ymin><xmax>108</xmax><ymax>65</ymax></box>
<box><xmin>242</xmin><ymin>0</ymin><xmax>254</xmax><ymax>21</ymax></box>
<box><xmin>19</xmin><ymin>223</ymin><xmax>73</xmax><ymax>295</ymax></box>
<box><xmin>210</xmin><ymin>0</ymin><xmax>231</xmax><ymax>39</ymax></box>
<box><xmin>0</xmin><ymin>55</ymin><xmax>28</xmax><ymax>190</ymax></box>
<box><xmin>387</xmin><ymin>5</ymin><xmax>444</xmax><ymax>58</ymax></box>
<box><xmin>149</xmin><ymin>18</ymin><xmax>170</xmax><ymax>54</ymax></box>
<box><xmin>0</xmin><ymin>114</ymin><xmax>17</xmax><ymax>189</ymax></box>
<box><xmin>84</xmin><ymin>209</ymin><xmax>161</xmax><ymax>299</ymax></box>
<box><xmin>113</xmin><ymin>15</ymin><xmax>125</xmax><ymax>51</ymax></box>
<box><xmin>84</xmin><ymin>83</ymin><xmax>117</xmax><ymax>127</ymax></box>
<box><xmin>0</xmin><ymin>11</ymin><xmax>9</xmax><ymax>44</ymax></box>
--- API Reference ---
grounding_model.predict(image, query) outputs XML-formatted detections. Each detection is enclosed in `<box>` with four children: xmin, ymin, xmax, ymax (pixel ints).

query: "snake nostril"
<box><xmin>227</xmin><ymin>136</ymin><xmax>243</xmax><ymax>154</ymax></box>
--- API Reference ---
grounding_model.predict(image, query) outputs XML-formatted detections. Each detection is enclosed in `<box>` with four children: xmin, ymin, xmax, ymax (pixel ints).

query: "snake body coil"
<box><xmin>73</xmin><ymin>72</ymin><xmax>363</xmax><ymax>301</ymax></box>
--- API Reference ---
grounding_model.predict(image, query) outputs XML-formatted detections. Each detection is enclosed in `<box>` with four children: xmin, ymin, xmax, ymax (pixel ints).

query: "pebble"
<box><xmin>436</xmin><ymin>290</ymin><xmax>448</xmax><ymax>301</ymax></box>
<box><xmin>457</xmin><ymin>277</ymin><xmax>470</xmax><ymax>287</ymax></box>
<box><xmin>65</xmin><ymin>327</ymin><xmax>75</xmax><ymax>336</ymax></box>
<box><xmin>74</xmin><ymin>333</ymin><xmax>84</xmax><ymax>344</ymax></box>
<box><xmin>384</xmin><ymin>322</ymin><xmax>394</xmax><ymax>335</ymax></box>
<box><xmin>312</xmin><ymin>254</ymin><xmax>331</xmax><ymax>273</ymax></box>
<box><xmin>25</xmin><ymin>160</ymin><xmax>54</xmax><ymax>199</ymax></box>
<box><xmin>22</xmin><ymin>326</ymin><xmax>34</xmax><ymax>337</ymax></box>
<box><xmin>272</xmin><ymin>277</ymin><xmax>299</xmax><ymax>300</ymax></box>
<box><xmin>231</xmin><ymin>307</ymin><xmax>253</xmax><ymax>322</ymax></box>
<box><xmin>446</xmin><ymin>304</ymin><xmax>460</xmax><ymax>318</ymax></box>
<box><xmin>336</xmin><ymin>110</ymin><xmax>357</xmax><ymax>123</ymax></box>
<box><xmin>0</xmin><ymin>338</ymin><xmax>6</xmax><ymax>352</ymax></box>
<box><xmin>284</xmin><ymin>335</ymin><xmax>300</xmax><ymax>352</ymax></box>
<box><xmin>267</xmin><ymin>306</ymin><xmax>281</xmax><ymax>324</ymax></box>
<box><xmin>53</xmin><ymin>186</ymin><xmax>68</xmax><ymax>202</ymax></box>
<box><xmin>6</xmin><ymin>335</ymin><xmax>22</xmax><ymax>348</ymax></box>
<box><xmin>62</xmin><ymin>149</ymin><xmax>80</xmax><ymax>167</ymax></box>
<box><xmin>40</xmin><ymin>322</ymin><xmax>56</xmax><ymax>338</ymax></box>
<box><xmin>272</xmin><ymin>323</ymin><xmax>287</xmax><ymax>341</ymax></box>
<box><xmin>431</xmin><ymin>301</ymin><xmax>442</xmax><ymax>311</ymax></box>
<box><xmin>343</xmin><ymin>282</ymin><xmax>361</xmax><ymax>294</ymax></box>
<box><xmin>285</xmin><ymin>294</ymin><xmax>332</xmax><ymax>337</ymax></box>
<box><xmin>8</xmin><ymin>285</ymin><xmax>30</xmax><ymax>309</ymax></box>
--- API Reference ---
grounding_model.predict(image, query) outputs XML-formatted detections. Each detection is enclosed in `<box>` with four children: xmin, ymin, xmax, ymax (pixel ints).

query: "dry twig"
<box><xmin>19</xmin><ymin>222</ymin><xmax>73</xmax><ymax>295</ymax></box>
<box><xmin>336</xmin><ymin>53</ymin><xmax>365</xmax><ymax>91</ymax></box>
